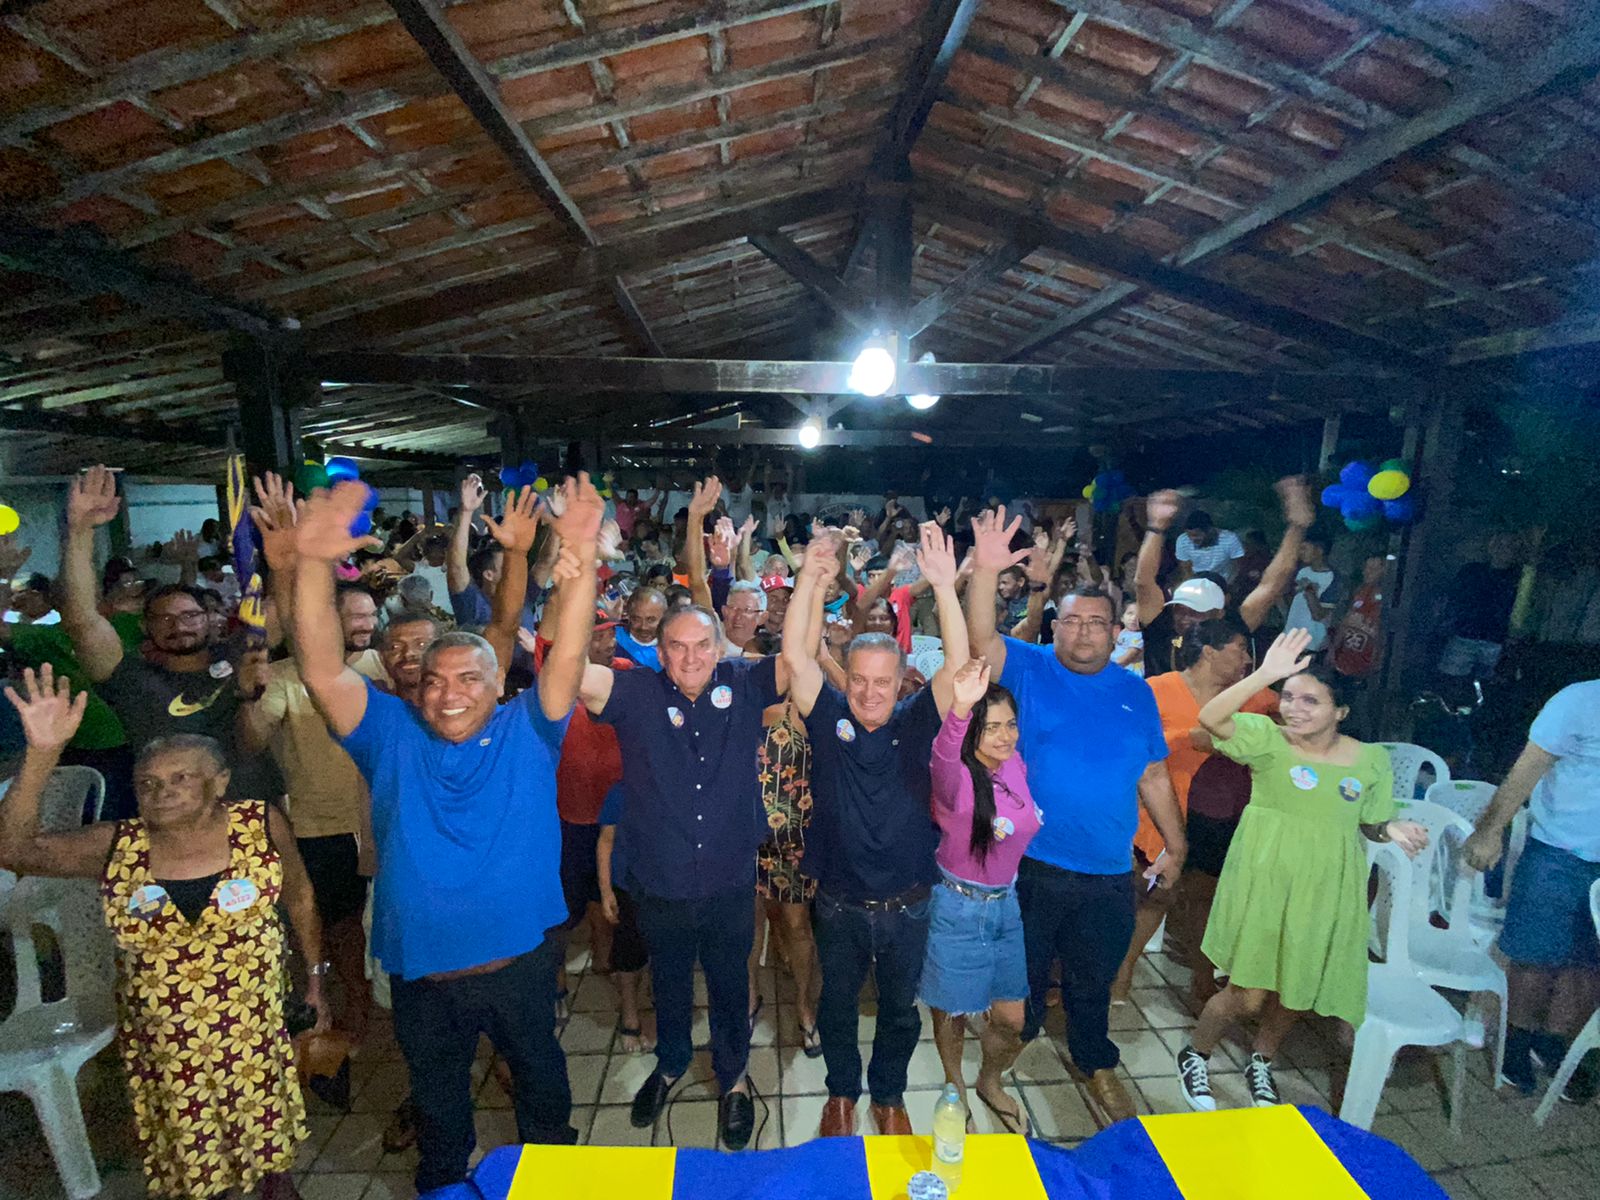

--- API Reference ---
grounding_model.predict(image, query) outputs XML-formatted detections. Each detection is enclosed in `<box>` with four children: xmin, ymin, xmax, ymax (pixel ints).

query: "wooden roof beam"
<box><xmin>905</xmin><ymin>238</ymin><xmax>1037</xmax><ymax>339</ymax></box>
<box><xmin>888</xmin><ymin>0</ymin><xmax>985</xmax><ymax>156</ymax></box>
<box><xmin>748</xmin><ymin>233</ymin><xmax>873</xmax><ymax>331</ymax></box>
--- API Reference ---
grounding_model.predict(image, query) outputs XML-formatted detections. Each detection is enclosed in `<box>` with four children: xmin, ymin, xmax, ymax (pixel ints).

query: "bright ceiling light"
<box><xmin>848</xmin><ymin>334</ymin><xmax>897</xmax><ymax>397</ymax></box>
<box><xmin>797</xmin><ymin>417</ymin><xmax>822</xmax><ymax>449</ymax></box>
<box><xmin>906</xmin><ymin>350</ymin><xmax>939</xmax><ymax>410</ymax></box>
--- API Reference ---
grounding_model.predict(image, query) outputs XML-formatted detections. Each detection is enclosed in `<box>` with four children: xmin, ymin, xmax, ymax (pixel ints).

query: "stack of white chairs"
<box><xmin>1379</xmin><ymin>742</ymin><xmax>1450</xmax><ymax>805</ymax></box>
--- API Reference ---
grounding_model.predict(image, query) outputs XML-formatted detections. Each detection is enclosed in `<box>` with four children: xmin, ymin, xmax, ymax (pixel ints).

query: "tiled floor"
<box><xmin>3</xmin><ymin>934</ymin><xmax>1598</xmax><ymax>1200</ymax></box>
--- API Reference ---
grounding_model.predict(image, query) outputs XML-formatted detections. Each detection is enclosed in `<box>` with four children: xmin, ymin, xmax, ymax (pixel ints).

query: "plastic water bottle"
<box><xmin>931</xmin><ymin>1083</ymin><xmax>966</xmax><ymax>1190</ymax></box>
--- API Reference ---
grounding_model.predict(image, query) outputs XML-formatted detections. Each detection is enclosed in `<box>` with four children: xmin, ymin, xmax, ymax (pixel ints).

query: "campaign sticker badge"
<box><xmin>711</xmin><ymin>685</ymin><xmax>733</xmax><ymax>709</ymax></box>
<box><xmin>1289</xmin><ymin>765</ymin><xmax>1319</xmax><ymax>791</ymax></box>
<box><xmin>992</xmin><ymin>816</ymin><xmax>1016</xmax><ymax>841</ymax></box>
<box><xmin>836</xmin><ymin>718</ymin><xmax>856</xmax><ymax>743</ymax></box>
<box><xmin>208</xmin><ymin>659</ymin><xmax>234</xmax><ymax>680</ymax></box>
<box><xmin>1338</xmin><ymin>777</ymin><xmax>1364</xmax><ymax>803</ymax></box>
<box><xmin>215</xmin><ymin>878</ymin><xmax>260</xmax><ymax>914</ymax></box>
<box><xmin>666</xmin><ymin>706</ymin><xmax>685</xmax><ymax>729</ymax></box>
<box><xmin>127</xmin><ymin>884</ymin><xmax>168</xmax><ymax>919</ymax></box>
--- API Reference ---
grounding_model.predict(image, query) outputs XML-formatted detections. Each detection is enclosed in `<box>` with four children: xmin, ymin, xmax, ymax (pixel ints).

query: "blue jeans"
<box><xmin>635</xmin><ymin>884</ymin><xmax>754</xmax><ymax>1090</ymax></box>
<box><xmin>814</xmin><ymin>887</ymin><xmax>931</xmax><ymax>1107</ymax></box>
<box><xmin>1017</xmin><ymin>857</ymin><xmax>1134</xmax><ymax>1073</ymax></box>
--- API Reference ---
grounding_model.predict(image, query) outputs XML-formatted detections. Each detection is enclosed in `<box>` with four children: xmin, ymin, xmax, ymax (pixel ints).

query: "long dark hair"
<box><xmin>960</xmin><ymin>683</ymin><xmax>1018</xmax><ymax>864</ymax></box>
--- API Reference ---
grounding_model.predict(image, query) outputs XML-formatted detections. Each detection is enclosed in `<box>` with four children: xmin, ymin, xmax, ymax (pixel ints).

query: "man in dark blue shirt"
<box><xmin>580</xmin><ymin>569</ymin><xmax>794</xmax><ymax>1151</ymax></box>
<box><xmin>782</xmin><ymin>525</ymin><xmax>966</xmax><ymax>1138</ymax></box>
<box><xmin>291</xmin><ymin>478</ymin><xmax>603</xmax><ymax>1192</ymax></box>
<box><xmin>966</xmin><ymin>506</ymin><xmax>1186</xmax><ymax>1128</ymax></box>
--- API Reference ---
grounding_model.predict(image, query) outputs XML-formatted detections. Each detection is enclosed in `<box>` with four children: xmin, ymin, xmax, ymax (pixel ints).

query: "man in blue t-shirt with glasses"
<box><xmin>966</xmin><ymin>506</ymin><xmax>1187</xmax><ymax>1127</ymax></box>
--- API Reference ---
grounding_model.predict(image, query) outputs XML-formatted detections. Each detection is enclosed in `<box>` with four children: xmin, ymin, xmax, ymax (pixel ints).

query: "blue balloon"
<box><xmin>1320</xmin><ymin>483</ymin><xmax>1346</xmax><ymax>508</ymax></box>
<box><xmin>517</xmin><ymin>461</ymin><xmax>540</xmax><ymax>488</ymax></box>
<box><xmin>1341</xmin><ymin>493</ymin><xmax>1380</xmax><ymax>521</ymax></box>
<box><xmin>498</xmin><ymin>466</ymin><xmax>519</xmax><ymax>488</ymax></box>
<box><xmin>1382</xmin><ymin>495</ymin><xmax>1415</xmax><ymax>523</ymax></box>
<box><xmin>1339</xmin><ymin>460</ymin><xmax>1373</xmax><ymax>490</ymax></box>
<box><xmin>361</xmin><ymin>483</ymin><xmax>380</xmax><ymax>511</ymax></box>
<box><xmin>349</xmin><ymin>512</ymin><xmax>372</xmax><ymax>538</ymax></box>
<box><xmin>326</xmin><ymin>455</ymin><xmax>361</xmax><ymax>482</ymax></box>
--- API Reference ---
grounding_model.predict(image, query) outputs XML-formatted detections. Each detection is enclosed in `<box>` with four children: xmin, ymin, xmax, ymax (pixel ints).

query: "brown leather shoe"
<box><xmin>1085</xmin><ymin>1068</ymin><xmax>1137</xmax><ymax>1126</ymax></box>
<box><xmin>870</xmin><ymin>1102</ymin><xmax>913</xmax><ymax>1135</ymax></box>
<box><xmin>819</xmin><ymin>1095</ymin><xmax>857</xmax><ymax>1137</ymax></box>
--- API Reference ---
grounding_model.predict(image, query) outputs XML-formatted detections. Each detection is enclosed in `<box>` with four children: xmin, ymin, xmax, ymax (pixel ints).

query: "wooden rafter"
<box><xmin>747</xmin><ymin>232</ymin><xmax>872</xmax><ymax>331</ymax></box>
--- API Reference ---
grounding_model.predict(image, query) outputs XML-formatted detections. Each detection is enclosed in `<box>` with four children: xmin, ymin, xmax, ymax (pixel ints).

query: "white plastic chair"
<box><xmin>0</xmin><ymin>876</ymin><xmax>117</xmax><ymax>1199</ymax></box>
<box><xmin>1533</xmin><ymin>879</ymin><xmax>1600</xmax><ymax>1126</ymax></box>
<box><xmin>0</xmin><ymin>765</ymin><xmax>105</xmax><ymax>927</ymax></box>
<box><xmin>1379</xmin><ymin>742</ymin><xmax>1450</xmax><ymax>804</ymax></box>
<box><xmin>1403</xmin><ymin>799</ymin><xmax>1510</xmax><ymax>1081</ymax></box>
<box><xmin>1341</xmin><ymin>840</ymin><xmax>1470</xmax><ymax>1132</ymax></box>
<box><xmin>1426</xmin><ymin>779</ymin><xmax>1495</xmax><ymax>824</ymax></box>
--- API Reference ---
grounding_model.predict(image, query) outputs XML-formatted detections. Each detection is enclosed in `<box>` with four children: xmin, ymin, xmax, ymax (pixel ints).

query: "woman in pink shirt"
<box><xmin>919</xmin><ymin>657</ymin><xmax>1042</xmax><ymax>1134</ymax></box>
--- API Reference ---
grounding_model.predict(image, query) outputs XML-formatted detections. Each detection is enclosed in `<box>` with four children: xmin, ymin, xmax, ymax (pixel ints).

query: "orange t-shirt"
<box><xmin>1133</xmin><ymin>672</ymin><xmax>1278</xmax><ymax>862</ymax></box>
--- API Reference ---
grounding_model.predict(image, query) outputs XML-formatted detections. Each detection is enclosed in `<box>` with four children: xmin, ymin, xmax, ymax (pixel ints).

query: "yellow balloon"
<box><xmin>534</xmin><ymin>477</ymin><xmax>550</xmax><ymax>493</ymax></box>
<box><xmin>1367</xmin><ymin>469</ymin><xmax>1410</xmax><ymax>501</ymax></box>
<box><xmin>0</xmin><ymin>505</ymin><xmax>17</xmax><ymax>536</ymax></box>
<box><xmin>1082</xmin><ymin>482</ymin><xmax>1097</xmax><ymax>499</ymax></box>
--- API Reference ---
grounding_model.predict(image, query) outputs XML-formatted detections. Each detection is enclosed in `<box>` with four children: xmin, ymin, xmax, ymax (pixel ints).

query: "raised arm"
<box><xmin>168</xmin><ymin>528</ymin><xmax>201</xmax><ymax>588</ymax></box>
<box><xmin>252</xmin><ymin>471</ymin><xmax>298</xmax><ymax>647</ymax></box>
<box><xmin>480</xmin><ymin>485</ymin><xmax>539</xmax><ymax>680</ymax></box>
<box><xmin>289</xmin><ymin>483</ymin><xmax>382</xmax><ymax>737</ymax></box>
<box><xmin>684</xmin><ymin>475</ymin><xmax>721</xmax><ymax>610</ymax></box>
<box><xmin>782</xmin><ymin>532</ymin><xmax>837</xmax><ymax>717</ymax></box>
<box><xmin>60</xmin><ymin>465</ymin><xmax>127</xmax><ymax>682</ymax></box>
<box><xmin>735</xmin><ymin>515</ymin><xmax>758</xmax><ymax>581</ymax></box>
<box><xmin>1463</xmin><ymin>738</ymin><xmax>1559</xmax><ymax>871</ymax></box>
<box><xmin>851</xmin><ymin>541</ymin><xmax>913</xmax><ymax>632</ymax></box>
<box><xmin>1238</xmin><ymin>476</ymin><xmax>1314</xmax><ymax>632</ymax></box>
<box><xmin>1136</xmin><ymin>489</ymin><xmax>1182</xmax><ymax>628</ymax></box>
<box><xmin>538</xmin><ymin>473</ymin><xmax>604</xmax><ymax>721</ymax></box>
<box><xmin>1010</xmin><ymin>530</ymin><xmax>1068</xmax><ymax>646</ymax></box>
<box><xmin>1198</xmin><ymin>628</ymin><xmax>1312</xmax><ymax>741</ymax></box>
<box><xmin>918</xmin><ymin>523</ymin><xmax>968</xmax><ymax>717</ymax></box>
<box><xmin>963</xmin><ymin>505</ymin><xmax>1030</xmax><ymax>679</ymax></box>
<box><xmin>0</xmin><ymin>667</ymin><xmax>114</xmax><ymax>877</ymax></box>
<box><xmin>447</xmin><ymin>474</ymin><xmax>485</xmax><ymax>596</ymax></box>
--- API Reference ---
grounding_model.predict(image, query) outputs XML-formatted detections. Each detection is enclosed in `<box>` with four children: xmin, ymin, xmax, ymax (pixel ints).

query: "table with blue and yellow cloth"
<box><xmin>455</xmin><ymin>1105</ymin><xmax>1445</xmax><ymax>1199</ymax></box>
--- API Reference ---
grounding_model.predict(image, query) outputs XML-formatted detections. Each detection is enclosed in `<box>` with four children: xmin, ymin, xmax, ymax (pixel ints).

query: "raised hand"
<box><xmin>549</xmin><ymin>544</ymin><xmax>584</xmax><ymax>584</ymax></box>
<box><xmin>4</xmin><ymin>664</ymin><xmax>89</xmax><ymax>751</ymax></box>
<box><xmin>483</xmin><ymin>485</ymin><xmax>540</xmax><ymax>553</ymax></box>
<box><xmin>249</xmin><ymin>499</ymin><xmax>298</xmax><ymax>572</ymax></box>
<box><xmin>0</xmin><ymin>534</ymin><xmax>32</xmax><ymax>579</ymax></box>
<box><xmin>916</xmin><ymin>521</ymin><xmax>959</xmax><ymax>589</ymax></box>
<box><xmin>597</xmin><ymin>517</ymin><xmax>623</xmax><ymax>562</ymax></box>
<box><xmin>67</xmin><ymin>465</ymin><xmax>121</xmax><ymax>531</ymax></box>
<box><xmin>1276</xmin><ymin>474</ymin><xmax>1315</xmax><ymax>530</ymax></box>
<box><xmin>459</xmin><ymin>473</ymin><xmax>487</xmax><ymax>514</ymax></box>
<box><xmin>1259</xmin><ymin>627</ymin><xmax>1314</xmax><ymax>681</ymax></box>
<box><xmin>934</xmin><ymin>505</ymin><xmax>952</xmax><ymax>527</ymax></box>
<box><xmin>547</xmin><ymin>473</ymin><xmax>606</xmax><ymax>549</ymax></box>
<box><xmin>951</xmin><ymin>657</ymin><xmax>991</xmax><ymax>710</ymax></box>
<box><xmin>969</xmin><ymin>505</ymin><xmax>1030</xmax><ymax>572</ymax></box>
<box><xmin>1145</xmin><ymin>489</ymin><xmax>1182</xmax><ymax>532</ymax></box>
<box><xmin>738</xmin><ymin>514</ymin><xmax>758</xmax><ymax>543</ymax></box>
<box><xmin>167</xmin><ymin>528</ymin><xmax>201</xmax><ymax>564</ymax></box>
<box><xmin>709</xmin><ymin>517</ymin><xmax>737</xmax><ymax>568</ymax></box>
<box><xmin>689</xmin><ymin>475</ymin><xmax>722</xmax><ymax>517</ymax></box>
<box><xmin>1060</xmin><ymin>514</ymin><xmax>1078</xmax><ymax>545</ymax></box>
<box><xmin>801</xmin><ymin>531</ymin><xmax>841</xmax><ymax>581</ymax></box>
<box><xmin>1026</xmin><ymin>535</ymin><xmax>1067</xmax><ymax>588</ymax></box>
<box><xmin>515</xmin><ymin>626</ymin><xmax>539</xmax><ymax>656</ymax></box>
<box><xmin>295</xmin><ymin>482</ymin><xmax>383</xmax><ymax>564</ymax></box>
<box><xmin>848</xmin><ymin>507</ymin><xmax>869</xmax><ymax>529</ymax></box>
<box><xmin>887</xmin><ymin>541</ymin><xmax>917</xmax><ymax>575</ymax></box>
<box><xmin>252</xmin><ymin>472</ymin><xmax>296</xmax><ymax>533</ymax></box>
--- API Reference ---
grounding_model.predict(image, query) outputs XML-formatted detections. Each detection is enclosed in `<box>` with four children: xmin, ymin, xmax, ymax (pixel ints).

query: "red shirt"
<box><xmin>534</xmin><ymin>637</ymin><xmax>632</xmax><ymax>825</ymax></box>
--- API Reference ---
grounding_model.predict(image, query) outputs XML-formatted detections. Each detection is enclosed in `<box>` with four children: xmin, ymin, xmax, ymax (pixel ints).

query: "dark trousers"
<box><xmin>814</xmin><ymin>887</ymin><xmax>931</xmax><ymax>1107</ymax></box>
<box><xmin>1017</xmin><ymin>857</ymin><xmax>1135</xmax><ymax>1073</ymax></box>
<box><xmin>635</xmin><ymin>884</ymin><xmax>753</xmax><ymax>1091</ymax></box>
<box><xmin>390</xmin><ymin>940</ymin><xmax>574</xmax><ymax>1192</ymax></box>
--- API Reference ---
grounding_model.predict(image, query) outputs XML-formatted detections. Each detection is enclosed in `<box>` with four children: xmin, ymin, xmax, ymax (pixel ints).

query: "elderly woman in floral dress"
<box><xmin>0</xmin><ymin>665</ymin><xmax>327</xmax><ymax>1200</ymax></box>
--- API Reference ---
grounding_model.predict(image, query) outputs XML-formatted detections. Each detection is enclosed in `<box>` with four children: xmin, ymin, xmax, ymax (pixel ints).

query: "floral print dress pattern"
<box><xmin>100</xmin><ymin>800</ymin><xmax>306</xmax><ymax>1198</ymax></box>
<box><xmin>756</xmin><ymin>704</ymin><xmax>816</xmax><ymax>903</ymax></box>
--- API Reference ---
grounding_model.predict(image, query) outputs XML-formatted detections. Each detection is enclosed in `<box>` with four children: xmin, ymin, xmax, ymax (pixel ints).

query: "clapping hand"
<box><xmin>916</xmin><ymin>521</ymin><xmax>959</xmax><ymax>589</ymax></box>
<box><xmin>4</xmin><ymin>664</ymin><xmax>88</xmax><ymax>751</ymax></box>
<box><xmin>951</xmin><ymin>657</ymin><xmax>991</xmax><ymax>711</ymax></box>
<box><xmin>483</xmin><ymin>485</ymin><xmax>540</xmax><ymax>554</ymax></box>
<box><xmin>1259</xmin><ymin>628</ymin><xmax>1314</xmax><ymax>681</ymax></box>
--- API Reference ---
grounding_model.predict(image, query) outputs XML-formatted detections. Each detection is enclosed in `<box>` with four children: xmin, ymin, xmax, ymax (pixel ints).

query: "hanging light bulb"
<box><xmin>906</xmin><ymin>350</ymin><xmax>939</xmax><ymax>410</ymax></box>
<box><xmin>797</xmin><ymin>417</ymin><xmax>822</xmax><ymax>449</ymax></box>
<box><xmin>848</xmin><ymin>332</ymin><xmax>897</xmax><ymax>397</ymax></box>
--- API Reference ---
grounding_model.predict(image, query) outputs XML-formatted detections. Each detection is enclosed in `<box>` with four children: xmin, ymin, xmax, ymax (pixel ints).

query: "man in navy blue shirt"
<box><xmin>579</xmin><ymin>498</ymin><xmax>794</xmax><ymax>1150</ymax></box>
<box><xmin>782</xmin><ymin>524</ymin><xmax>967</xmax><ymax>1138</ymax></box>
<box><xmin>966</xmin><ymin>506</ymin><xmax>1186</xmax><ymax>1127</ymax></box>
<box><xmin>291</xmin><ymin>477</ymin><xmax>603</xmax><ymax>1192</ymax></box>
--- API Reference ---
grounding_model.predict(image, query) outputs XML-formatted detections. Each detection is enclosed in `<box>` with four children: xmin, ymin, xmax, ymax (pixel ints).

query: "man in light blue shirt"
<box><xmin>1466</xmin><ymin>678</ymin><xmax>1600</xmax><ymax>1098</ymax></box>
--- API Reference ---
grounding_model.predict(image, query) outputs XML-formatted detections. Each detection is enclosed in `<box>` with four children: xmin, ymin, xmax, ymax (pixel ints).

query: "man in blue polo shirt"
<box><xmin>966</xmin><ymin>506</ymin><xmax>1186</xmax><ymax>1126</ymax></box>
<box><xmin>291</xmin><ymin>476</ymin><xmax>603</xmax><ymax>1192</ymax></box>
<box><xmin>782</xmin><ymin>524</ymin><xmax>967</xmax><ymax>1138</ymax></box>
<box><xmin>579</xmin><ymin>492</ymin><xmax>794</xmax><ymax>1150</ymax></box>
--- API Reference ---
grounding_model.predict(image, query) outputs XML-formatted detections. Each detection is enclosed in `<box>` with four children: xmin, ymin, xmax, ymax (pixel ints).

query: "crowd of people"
<box><xmin>0</xmin><ymin>459</ymin><xmax>1594</xmax><ymax>1200</ymax></box>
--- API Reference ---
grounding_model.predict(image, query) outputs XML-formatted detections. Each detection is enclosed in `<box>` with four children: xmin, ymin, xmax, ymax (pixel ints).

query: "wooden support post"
<box><xmin>1318</xmin><ymin>413</ymin><xmax>1342</xmax><ymax>472</ymax></box>
<box><xmin>223</xmin><ymin>336</ymin><xmax>312</xmax><ymax>482</ymax></box>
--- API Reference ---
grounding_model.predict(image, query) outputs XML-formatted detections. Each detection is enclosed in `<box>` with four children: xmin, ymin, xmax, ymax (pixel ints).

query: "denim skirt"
<box><xmin>917</xmin><ymin>868</ymin><xmax>1029</xmax><ymax>1016</ymax></box>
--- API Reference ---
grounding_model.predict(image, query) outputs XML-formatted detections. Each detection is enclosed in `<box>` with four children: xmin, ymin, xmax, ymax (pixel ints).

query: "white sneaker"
<box><xmin>1244</xmin><ymin>1053</ymin><xmax>1280</xmax><ymax>1107</ymax></box>
<box><xmin>1177</xmin><ymin>1046</ymin><xmax>1217</xmax><ymax>1112</ymax></box>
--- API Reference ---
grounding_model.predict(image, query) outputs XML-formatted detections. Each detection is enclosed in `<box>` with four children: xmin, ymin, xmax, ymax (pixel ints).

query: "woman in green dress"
<box><xmin>1174</xmin><ymin>627</ymin><xmax>1428</xmax><ymax>1112</ymax></box>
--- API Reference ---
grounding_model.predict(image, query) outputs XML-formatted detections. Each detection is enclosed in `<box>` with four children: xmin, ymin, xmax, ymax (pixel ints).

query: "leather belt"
<box><xmin>828</xmin><ymin>884</ymin><xmax>931</xmax><ymax>913</ymax></box>
<box><xmin>940</xmin><ymin>876</ymin><xmax>1011</xmax><ymax>902</ymax></box>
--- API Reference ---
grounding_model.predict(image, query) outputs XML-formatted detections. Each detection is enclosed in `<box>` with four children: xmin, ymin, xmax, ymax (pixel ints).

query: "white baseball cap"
<box><xmin>1167</xmin><ymin>578</ymin><xmax>1226</xmax><ymax>613</ymax></box>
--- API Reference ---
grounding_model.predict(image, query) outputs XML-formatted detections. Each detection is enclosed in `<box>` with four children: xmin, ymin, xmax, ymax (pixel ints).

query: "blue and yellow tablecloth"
<box><xmin>453</xmin><ymin>1106</ymin><xmax>1444</xmax><ymax>1199</ymax></box>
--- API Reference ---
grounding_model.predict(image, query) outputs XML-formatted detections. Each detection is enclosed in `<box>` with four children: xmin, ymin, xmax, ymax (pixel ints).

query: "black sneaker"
<box><xmin>1177</xmin><ymin>1046</ymin><xmax>1216</xmax><ymax>1112</ymax></box>
<box><xmin>1499</xmin><ymin>1027</ymin><xmax>1537</xmax><ymax>1095</ymax></box>
<box><xmin>1562</xmin><ymin>1049</ymin><xmax>1600</xmax><ymax>1105</ymax></box>
<box><xmin>630</xmin><ymin>1070</ymin><xmax>677</xmax><ymax>1128</ymax></box>
<box><xmin>718</xmin><ymin>1084</ymin><xmax>755</xmax><ymax>1151</ymax></box>
<box><xmin>1244</xmin><ymin>1053</ymin><xmax>1280</xmax><ymax>1107</ymax></box>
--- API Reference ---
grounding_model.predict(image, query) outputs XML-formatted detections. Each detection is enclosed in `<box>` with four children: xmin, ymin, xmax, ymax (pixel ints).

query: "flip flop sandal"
<box><xmin>618</xmin><ymin>1023</ymin><xmax>649</xmax><ymax>1053</ymax></box>
<box><xmin>800</xmin><ymin>1022</ymin><xmax>823</xmax><ymax>1058</ymax></box>
<box><xmin>977</xmin><ymin>1089</ymin><xmax>1031</xmax><ymax>1137</ymax></box>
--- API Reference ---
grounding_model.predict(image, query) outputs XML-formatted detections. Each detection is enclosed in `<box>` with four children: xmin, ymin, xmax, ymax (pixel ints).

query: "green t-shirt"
<box><xmin>9</xmin><ymin>612</ymin><xmax>144</xmax><ymax>750</ymax></box>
